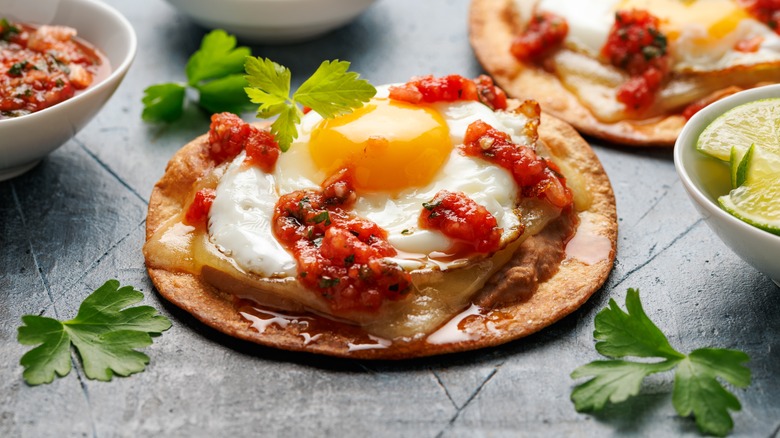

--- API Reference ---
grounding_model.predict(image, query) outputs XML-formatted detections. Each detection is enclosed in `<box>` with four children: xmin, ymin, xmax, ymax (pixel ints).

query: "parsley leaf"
<box><xmin>244</xmin><ymin>57</ymin><xmax>376</xmax><ymax>152</ymax></box>
<box><xmin>196</xmin><ymin>74</ymin><xmax>253</xmax><ymax>115</ymax></box>
<box><xmin>593</xmin><ymin>290</ymin><xmax>684</xmax><ymax>360</ymax></box>
<box><xmin>271</xmin><ymin>105</ymin><xmax>302</xmax><ymax>152</ymax></box>
<box><xmin>295</xmin><ymin>60</ymin><xmax>378</xmax><ymax>118</ymax></box>
<box><xmin>571</xmin><ymin>359</ymin><xmax>677</xmax><ymax>411</ymax></box>
<box><xmin>244</xmin><ymin>56</ymin><xmax>291</xmax><ymax>108</ymax></box>
<box><xmin>571</xmin><ymin>289</ymin><xmax>751</xmax><ymax>436</ymax></box>
<box><xmin>141</xmin><ymin>83</ymin><xmax>186</xmax><ymax>122</ymax></box>
<box><xmin>142</xmin><ymin>29</ymin><xmax>252</xmax><ymax>123</ymax></box>
<box><xmin>185</xmin><ymin>29</ymin><xmax>250</xmax><ymax>85</ymax></box>
<box><xmin>673</xmin><ymin>349</ymin><xmax>751</xmax><ymax>437</ymax></box>
<box><xmin>18</xmin><ymin>280</ymin><xmax>171</xmax><ymax>385</ymax></box>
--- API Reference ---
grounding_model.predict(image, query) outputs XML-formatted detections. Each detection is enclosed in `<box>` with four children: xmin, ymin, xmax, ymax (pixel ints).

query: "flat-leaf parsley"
<box><xmin>142</xmin><ymin>29</ymin><xmax>252</xmax><ymax>122</ymax></box>
<box><xmin>571</xmin><ymin>289</ymin><xmax>750</xmax><ymax>437</ymax></box>
<box><xmin>18</xmin><ymin>280</ymin><xmax>171</xmax><ymax>385</ymax></box>
<box><xmin>244</xmin><ymin>58</ymin><xmax>376</xmax><ymax>152</ymax></box>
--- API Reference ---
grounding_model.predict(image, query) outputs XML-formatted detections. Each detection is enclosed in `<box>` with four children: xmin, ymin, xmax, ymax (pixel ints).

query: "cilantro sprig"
<box><xmin>142</xmin><ymin>30</ymin><xmax>252</xmax><ymax>122</ymax></box>
<box><xmin>244</xmin><ymin>58</ymin><xmax>376</xmax><ymax>152</ymax></box>
<box><xmin>18</xmin><ymin>280</ymin><xmax>172</xmax><ymax>385</ymax></box>
<box><xmin>571</xmin><ymin>289</ymin><xmax>751</xmax><ymax>436</ymax></box>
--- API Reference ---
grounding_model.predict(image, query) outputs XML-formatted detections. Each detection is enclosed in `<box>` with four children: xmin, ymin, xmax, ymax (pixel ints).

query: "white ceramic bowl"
<box><xmin>0</xmin><ymin>0</ymin><xmax>136</xmax><ymax>181</ymax></box>
<box><xmin>674</xmin><ymin>84</ymin><xmax>780</xmax><ymax>287</ymax></box>
<box><xmin>163</xmin><ymin>0</ymin><xmax>377</xmax><ymax>43</ymax></box>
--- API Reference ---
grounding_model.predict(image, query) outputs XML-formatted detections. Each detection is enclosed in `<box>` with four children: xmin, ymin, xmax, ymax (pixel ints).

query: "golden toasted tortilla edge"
<box><xmin>143</xmin><ymin>113</ymin><xmax>617</xmax><ymax>359</ymax></box>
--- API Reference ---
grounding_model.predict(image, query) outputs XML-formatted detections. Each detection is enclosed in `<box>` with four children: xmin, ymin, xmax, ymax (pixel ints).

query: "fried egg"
<box><xmin>534</xmin><ymin>0</ymin><xmax>780</xmax><ymax>73</ymax></box>
<box><xmin>208</xmin><ymin>86</ymin><xmax>536</xmax><ymax>278</ymax></box>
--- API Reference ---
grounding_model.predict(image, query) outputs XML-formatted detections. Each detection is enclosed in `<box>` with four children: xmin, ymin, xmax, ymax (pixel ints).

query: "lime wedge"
<box><xmin>730</xmin><ymin>144</ymin><xmax>754</xmax><ymax>189</ymax></box>
<box><xmin>718</xmin><ymin>147</ymin><xmax>780</xmax><ymax>235</ymax></box>
<box><xmin>697</xmin><ymin>98</ymin><xmax>780</xmax><ymax>161</ymax></box>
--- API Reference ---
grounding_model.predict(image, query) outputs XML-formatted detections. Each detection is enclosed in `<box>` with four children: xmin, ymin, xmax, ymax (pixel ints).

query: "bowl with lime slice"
<box><xmin>675</xmin><ymin>84</ymin><xmax>780</xmax><ymax>287</ymax></box>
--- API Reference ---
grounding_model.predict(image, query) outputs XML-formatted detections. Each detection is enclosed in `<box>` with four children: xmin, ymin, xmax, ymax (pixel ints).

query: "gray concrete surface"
<box><xmin>1</xmin><ymin>0</ymin><xmax>779</xmax><ymax>436</ymax></box>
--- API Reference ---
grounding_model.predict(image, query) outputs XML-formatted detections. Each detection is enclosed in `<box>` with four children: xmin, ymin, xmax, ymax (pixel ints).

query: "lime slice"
<box><xmin>697</xmin><ymin>98</ymin><xmax>780</xmax><ymax>161</ymax></box>
<box><xmin>718</xmin><ymin>147</ymin><xmax>780</xmax><ymax>235</ymax></box>
<box><xmin>730</xmin><ymin>144</ymin><xmax>754</xmax><ymax>189</ymax></box>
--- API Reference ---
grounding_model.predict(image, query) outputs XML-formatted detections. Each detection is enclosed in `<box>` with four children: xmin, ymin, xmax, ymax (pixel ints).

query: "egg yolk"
<box><xmin>308</xmin><ymin>99</ymin><xmax>451</xmax><ymax>192</ymax></box>
<box><xmin>619</xmin><ymin>0</ymin><xmax>750</xmax><ymax>41</ymax></box>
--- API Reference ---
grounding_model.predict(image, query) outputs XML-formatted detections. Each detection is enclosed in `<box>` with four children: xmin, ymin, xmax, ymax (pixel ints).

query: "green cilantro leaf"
<box><xmin>141</xmin><ymin>83</ymin><xmax>186</xmax><ymax>122</ymax></box>
<box><xmin>18</xmin><ymin>280</ymin><xmax>171</xmax><ymax>385</ymax></box>
<box><xmin>245</xmin><ymin>57</ymin><xmax>292</xmax><ymax>119</ymax></box>
<box><xmin>196</xmin><ymin>74</ymin><xmax>253</xmax><ymax>115</ymax></box>
<box><xmin>244</xmin><ymin>57</ymin><xmax>376</xmax><ymax>152</ymax></box>
<box><xmin>673</xmin><ymin>349</ymin><xmax>751</xmax><ymax>437</ymax></box>
<box><xmin>571</xmin><ymin>289</ymin><xmax>751</xmax><ymax>436</ymax></box>
<box><xmin>270</xmin><ymin>105</ymin><xmax>302</xmax><ymax>152</ymax></box>
<box><xmin>571</xmin><ymin>359</ymin><xmax>677</xmax><ymax>412</ymax></box>
<box><xmin>244</xmin><ymin>56</ymin><xmax>291</xmax><ymax>103</ymax></box>
<box><xmin>295</xmin><ymin>60</ymin><xmax>378</xmax><ymax>118</ymax></box>
<box><xmin>245</xmin><ymin>89</ymin><xmax>288</xmax><ymax>119</ymax></box>
<box><xmin>185</xmin><ymin>29</ymin><xmax>251</xmax><ymax>85</ymax></box>
<box><xmin>594</xmin><ymin>289</ymin><xmax>685</xmax><ymax>360</ymax></box>
<box><xmin>142</xmin><ymin>29</ymin><xmax>251</xmax><ymax>123</ymax></box>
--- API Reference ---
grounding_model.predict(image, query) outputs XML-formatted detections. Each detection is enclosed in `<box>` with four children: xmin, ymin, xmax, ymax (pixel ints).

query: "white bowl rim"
<box><xmin>0</xmin><ymin>0</ymin><xmax>137</xmax><ymax>126</ymax></box>
<box><xmin>674</xmin><ymin>83</ymin><xmax>780</xmax><ymax>244</ymax></box>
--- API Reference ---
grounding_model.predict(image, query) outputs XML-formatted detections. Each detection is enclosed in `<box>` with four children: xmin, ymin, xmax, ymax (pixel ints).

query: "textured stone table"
<box><xmin>2</xmin><ymin>1</ymin><xmax>779</xmax><ymax>436</ymax></box>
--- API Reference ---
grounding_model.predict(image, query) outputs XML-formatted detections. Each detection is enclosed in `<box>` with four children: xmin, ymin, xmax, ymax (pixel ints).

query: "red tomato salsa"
<box><xmin>185</xmin><ymin>188</ymin><xmax>216</xmax><ymax>228</ymax></box>
<box><xmin>601</xmin><ymin>9</ymin><xmax>670</xmax><ymax>110</ymax></box>
<box><xmin>209</xmin><ymin>112</ymin><xmax>280</xmax><ymax>170</ymax></box>
<box><xmin>510</xmin><ymin>12</ymin><xmax>569</xmax><ymax>63</ymax></box>
<box><xmin>419</xmin><ymin>190</ymin><xmax>502</xmax><ymax>253</ymax></box>
<box><xmin>740</xmin><ymin>0</ymin><xmax>780</xmax><ymax>34</ymax></box>
<box><xmin>462</xmin><ymin>119</ymin><xmax>572</xmax><ymax>209</ymax></box>
<box><xmin>273</xmin><ymin>170</ymin><xmax>412</xmax><ymax>312</ymax></box>
<box><xmin>0</xmin><ymin>18</ymin><xmax>108</xmax><ymax>119</ymax></box>
<box><xmin>388</xmin><ymin>74</ymin><xmax>508</xmax><ymax>110</ymax></box>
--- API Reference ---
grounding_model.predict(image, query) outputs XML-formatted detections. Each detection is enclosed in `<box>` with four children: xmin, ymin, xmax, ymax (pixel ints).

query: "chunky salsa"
<box><xmin>419</xmin><ymin>190</ymin><xmax>502</xmax><ymax>254</ymax></box>
<box><xmin>510</xmin><ymin>12</ymin><xmax>569</xmax><ymax>62</ymax></box>
<box><xmin>272</xmin><ymin>170</ymin><xmax>412</xmax><ymax>312</ymax></box>
<box><xmin>0</xmin><ymin>18</ymin><xmax>107</xmax><ymax>119</ymax></box>
<box><xmin>601</xmin><ymin>9</ymin><xmax>670</xmax><ymax>110</ymax></box>
<box><xmin>462</xmin><ymin>118</ymin><xmax>572</xmax><ymax>209</ymax></box>
<box><xmin>184</xmin><ymin>188</ymin><xmax>216</xmax><ymax>228</ymax></box>
<box><xmin>208</xmin><ymin>112</ymin><xmax>279</xmax><ymax>169</ymax></box>
<box><xmin>389</xmin><ymin>74</ymin><xmax>508</xmax><ymax>111</ymax></box>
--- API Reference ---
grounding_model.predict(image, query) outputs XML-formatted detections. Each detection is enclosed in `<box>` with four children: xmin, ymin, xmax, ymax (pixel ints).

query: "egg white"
<box><xmin>208</xmin><ymin>87</ymin><xmax>533</xmax><ymax>277</ymax></box>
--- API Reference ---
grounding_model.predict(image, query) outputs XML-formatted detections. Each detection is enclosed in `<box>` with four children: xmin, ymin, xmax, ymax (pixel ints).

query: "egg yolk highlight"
<box><xmin>308</xmin><ymin>99</ymin><xmax>451</xmax><ymax>192</ymax></box>
<box><xmin>618</xmin><ymin>0</ymin><xmax>749</xmax><ymax>42</ymax></box>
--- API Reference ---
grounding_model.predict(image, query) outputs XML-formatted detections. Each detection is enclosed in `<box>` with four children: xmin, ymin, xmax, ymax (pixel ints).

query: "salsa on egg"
<box><xmin>0</xmin><ymin>18</ymin><xmax>108</xmax><ymax>119</ymax></box>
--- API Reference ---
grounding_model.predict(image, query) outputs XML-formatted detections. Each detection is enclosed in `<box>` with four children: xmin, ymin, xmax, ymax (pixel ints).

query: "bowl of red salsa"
<box><xmin>0</xmin><ymin>0</ymin><xmax>136</xmax><ymax>181</ymax></box>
